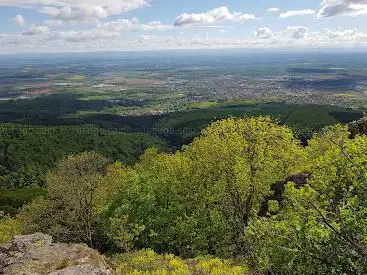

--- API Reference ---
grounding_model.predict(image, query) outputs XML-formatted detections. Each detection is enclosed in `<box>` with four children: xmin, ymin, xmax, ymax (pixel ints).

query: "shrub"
<box><xmin>114</xmin><ymin>249</ymin><xmax>189</xmax><ymax>274</ymax></box>
<box><xmin>193</xmin><ymin>257</ymin><xmax>249</xmax><ymax>275</ymax></box>
<box><xmin>113</xmin><ymin>250</ymin><xmax>249</xmax><ymax>274</ymax></box>
<box><xmin>0</xmin><ymin>214</ymin><xmax>21</xmax><ymax>244</ymax></box>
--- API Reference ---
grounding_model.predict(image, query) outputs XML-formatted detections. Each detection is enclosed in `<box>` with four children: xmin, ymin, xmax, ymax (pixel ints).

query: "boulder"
<box><xmin>0</xmin><ymin>233</ymin><xmax>112</xmax><ymax>274</ymax></box>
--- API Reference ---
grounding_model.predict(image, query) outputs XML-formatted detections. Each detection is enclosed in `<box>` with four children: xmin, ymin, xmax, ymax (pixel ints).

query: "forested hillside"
<box><xmin>0</xmin><ymin>125</ymin><xmax>166</xmax><ymax>215</ymax></box>
<box><xmin>1</xmin><ymin>116</ymin><xmax>366</xmax><ymax>274</ymax></box>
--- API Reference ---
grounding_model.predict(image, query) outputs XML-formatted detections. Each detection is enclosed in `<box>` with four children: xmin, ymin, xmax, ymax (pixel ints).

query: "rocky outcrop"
<box><xmin>259</xmin><ymin>173</ymin><xmax>310</xmax><ymax>216</ymax></box>
<box><xmin>0</xmin><ymin>233</ymin><xmax>112</xmax><ymax>275</ymax></box>
<box><xmin>348</xmin><ymin>116</ymin><xmax>367</xmax><ymax>138</ymax></box>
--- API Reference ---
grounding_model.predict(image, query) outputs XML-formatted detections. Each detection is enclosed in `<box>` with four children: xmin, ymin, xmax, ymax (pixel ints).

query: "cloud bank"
<box><xmin>0</xmin><ymin>0</ymin><xmax>150</xmax><ymax>22</ymax></box>
<box><xmin>2</xmin><ymin>25</ymin><xmax>366</xmax><ymax>54</ymax></box>
<box><xmin>174</xmin><ymin>7</ymin><xmax>257</xmax><ymax>26</ymax></box>
<box><xmin>318</xmin><ymin>0</ymin><xmax>367</xmax><ymax>17</ymax></box>
<box><xmin>1</xmin><ymin>3</ymin><xmax>367</xmax><ymax>53</ymax></box>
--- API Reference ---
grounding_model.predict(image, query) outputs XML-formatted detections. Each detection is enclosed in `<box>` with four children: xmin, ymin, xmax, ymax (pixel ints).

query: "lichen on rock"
<box><xmin>0</xmin><ymin>233</ymin><xmax>112</xmax><ymax>275</ymax></box>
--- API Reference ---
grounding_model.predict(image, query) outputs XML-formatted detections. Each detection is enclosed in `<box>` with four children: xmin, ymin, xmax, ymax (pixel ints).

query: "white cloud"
<box><xmin>280</xmin><ymin>9</ymin><xmax>315</xmax><ymax>18</ymax></box>
<box><xmin>22</xmin><ymin>25</ymin><xmax>50</xmax><ymax>36</ymax></box>
<box><xmin>268</xmin><ymin>7</ymin><xmax>280</xmax><ymax>12</ymax></box>
<box><xmin>140</xmin><ymin>21</ymin><xmax>173</xmax><ymax>31</ymax></box>
<box><xmin>0</xmin><ymin>0</ymin><xmax>150</xmax><ymax>22</ymax></box>
<box><xmin>325</xmin><ymin>28</ymin><xmax>358</xmax><ymax>38</ymax></box>
<box><xmin>116</xmin><ymin>28</ymin><xmax>367</xmax><ymax>50</ymax></box>
<box><xmin>318</xmin><ymin>0</ymin><xmax>367</xmax><ymax>17</ymax></box>
<box><xmin>7</xmin><ymin>18</ymin><xmax>171</xmax><ymax>46</ymax></box>
<box><xmin>50</xmin><ymin>29</ymin><xmax>120</xmax><ymax>43</ymax></box>
<box><xmin>238</xmin><ymin>14</ymin><xmax>257</xmax><ymax>21</ymax></box>
<box><xmin>98</xmin><ymin>18</ymin><xmax>173</xmax><ymax>32</ymax></box>
<box><xmin>200</xmin><ymin>25</ymin><xmax>235</xmax><ymax>29</ymax></box>
<box><xmin>322</xmin><ymin>28</ymin><xmax>367</xmax><ymax>42</ymax></box>
<box><xmin>11</xmin><ymin>14</ymin><xmax>26</xmax><ymax>26</ymax></box>
<box><xmin>98</xmin><ymin>18</ymin><xmax>143</xmax><ymax>32</ymax></box>
<box><xmin>286</xmin><ymin>26</ymin><xmax>308</xmax><ymax>39</ymax></box>
<box><xmin>174</xmin><ymin>6</ymin><xmax>257</xmax><ymax>26</ymax></box>
<box><xmin>254</xmin><ymin>27</ymin><xmax>273</xmax><ymax>39</ymax></box>
<box><xmin>3</xmin><ymin>26</ymin><xmax>367</xmax><ymax>53</ymax></box>
<box><xmin>39</xmin><ymin>5</ymin><xmax>107</xmax><ymax>22</ymax></box>
<box><xmin>350</xmin><ymin>3</ymin><xmax>367</xmax><ymax>15</ymax></box>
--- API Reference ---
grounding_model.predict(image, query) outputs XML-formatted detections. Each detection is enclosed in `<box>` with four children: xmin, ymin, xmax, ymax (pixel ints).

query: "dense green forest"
<box><xmin>0</xmin><ymin>126</ymin><xmax>167</xmax><ymax>187</ymax></box>
<box><xmin>1</xmin><ymin>116</ymin><xmax>366</xmax><ymax>274</ymax></box>
<box><xmin>1</xmin><ymin>100</ymin><xmax>362</xmax><ymax>217</ymax></box>
<box><xmin>0</xmin><ymin>93</ymin><xmax>362</xmax><ymax>144</ymax></box>
<box><xmin>0</xmin><ymin>125</ymin><xmax>166</xmax><ymax>215</ymax></box>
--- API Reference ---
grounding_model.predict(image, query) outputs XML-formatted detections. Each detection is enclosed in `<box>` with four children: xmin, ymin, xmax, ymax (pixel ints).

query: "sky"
<box><xmin>0</xmin><ymin>0</ymin><xmax>367</xmax><ymax>53</ymax></box>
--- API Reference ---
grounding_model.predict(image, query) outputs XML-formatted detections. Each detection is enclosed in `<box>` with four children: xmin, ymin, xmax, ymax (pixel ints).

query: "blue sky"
<box><xmin>0</xmin><ymin>0</ymin><xmax>366</xmax><ymax>53</ymax></box>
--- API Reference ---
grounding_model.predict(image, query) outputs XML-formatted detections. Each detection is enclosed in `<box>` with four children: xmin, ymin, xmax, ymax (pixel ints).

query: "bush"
<box><xmin>114</xmin><ymin>249</ymin><xmax>189</xmax><ymax>274</ymax></box>
<box><xmin>113</xmin><ymin>250</ymin><xmax>249</xmax><ymax>275</ymax></box>
<box><xmin>193</xmin><ymin>257</ymin><xmax>249</xmax><ymax>275</ymax></box>
<box><xmin>13</xmin><ymin>117</ymin><xmax>367</xmax><ymax>273</ymax></box>
<box><xmin>18</xmin><ymin>152</ymin><xmax>114</xmax><ymax>247</ymax></box>
<box><xmin>0</xmin><ymin>214</ymin><xmax>21</xmax><ymax>244</ymax></box>
<box><xmin>106</xmin><ymin>117</ymin><xmax>304</xmax><ymax>257</ymax></box>
<box><xmin>245</xmin><ymin>125</ymin><xmax>367</xmax><ymax>274</ymax></box>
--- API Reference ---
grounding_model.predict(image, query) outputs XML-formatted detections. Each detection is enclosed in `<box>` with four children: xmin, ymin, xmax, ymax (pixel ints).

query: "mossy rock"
<box><xmin>0</xmin><ymin>233</ymin><xmax>112</xmax><ymax>274</ymax></box>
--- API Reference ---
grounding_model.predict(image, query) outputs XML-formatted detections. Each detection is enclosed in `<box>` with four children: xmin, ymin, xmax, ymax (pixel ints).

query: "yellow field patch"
<box><xmin>334</xmin><ymin>93</ymin><xmax>356</xmax><ymax>97</ymax></box>
<box><xmin>67</xmin><ymin>75</ymin><xmax>86</xmax><ymax>81</ymax></box>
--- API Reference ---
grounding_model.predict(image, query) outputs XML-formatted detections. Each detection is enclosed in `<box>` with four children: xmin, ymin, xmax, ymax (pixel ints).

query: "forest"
<box><xmin>0</xmin><ymin>124</ymin><xmax>167</xmax><ymax>215</ymax></box>
<box><xmin>1</xmin><ymin>116</ymin><xmax>366</xmax><ymax>274</ymax></box>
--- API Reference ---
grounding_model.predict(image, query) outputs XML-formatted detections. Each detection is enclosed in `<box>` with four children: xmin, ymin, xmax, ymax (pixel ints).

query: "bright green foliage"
<box><xmin>106</xmin><ymin>117</ymin><xmax>304</xmax><ymax>257</ymax></box>
<box><xmin>0</xmin><ymin>214</ymin><xmax>21</xmax><ymax>244</ymax></box>
<box><xmin>193</xmin><ymin>257</ymin><xmax>249</xmax><ymax>275</ymax></box>
<box><xmin>104</xmin><ymin>149</ymin><xmax>200</xmax><ymax>255</ymax></box>
<box><xmin>113</xmin><ymin>250</ymin><xmax>249</xmax><ymax>275</ymax></box>
<box><xmin>114</xmin><ymin>249</ymin><xmax>189</xmax><ymax>274</ymax></box>
<box><xmin>19</xmin><ymin>152</ymin><xmax>114</xmax><ymax>247</ymax></box>
<box><xmin>185</xmin><ymin>116</ymin><xmax>303</xmax><ymax>252</ymax></box>
<box><xmin>15</xmin><ymin>117</ymin><xmax>367</xmax><ymax>273</ymax></box>
<box><xmin>18</xmin><ymin>196</ymin><xmax>53</xmax><ymax>236</ymax></box>
<box><xmin>246</xmin><ymin>125</ymin><xmax>367</xmax><ymax>274</ymax></box>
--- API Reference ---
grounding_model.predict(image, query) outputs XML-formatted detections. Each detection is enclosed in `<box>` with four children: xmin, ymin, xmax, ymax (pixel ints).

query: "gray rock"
<box><xmin>0</xmin><ymin>233</ymin><xmax>112</xmax><ymax>275</ymax></box>
<box><xmin>49</xmin><ymin>264</ymin><xmax>110</xmax><ymax>275</ymax></box>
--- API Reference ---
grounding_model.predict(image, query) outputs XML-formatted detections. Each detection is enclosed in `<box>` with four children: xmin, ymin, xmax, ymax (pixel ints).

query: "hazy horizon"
<box><xmin>1</xmin><ymin>0</ymin><xmax>367</xmax><ymax>54</ymax></box>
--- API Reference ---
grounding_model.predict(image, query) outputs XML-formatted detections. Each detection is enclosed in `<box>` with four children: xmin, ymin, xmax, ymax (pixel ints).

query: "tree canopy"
<box><xmin>4</xmin><ymin>116</ymin><xmax>366</xmax><ymax>274</ymax></box>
